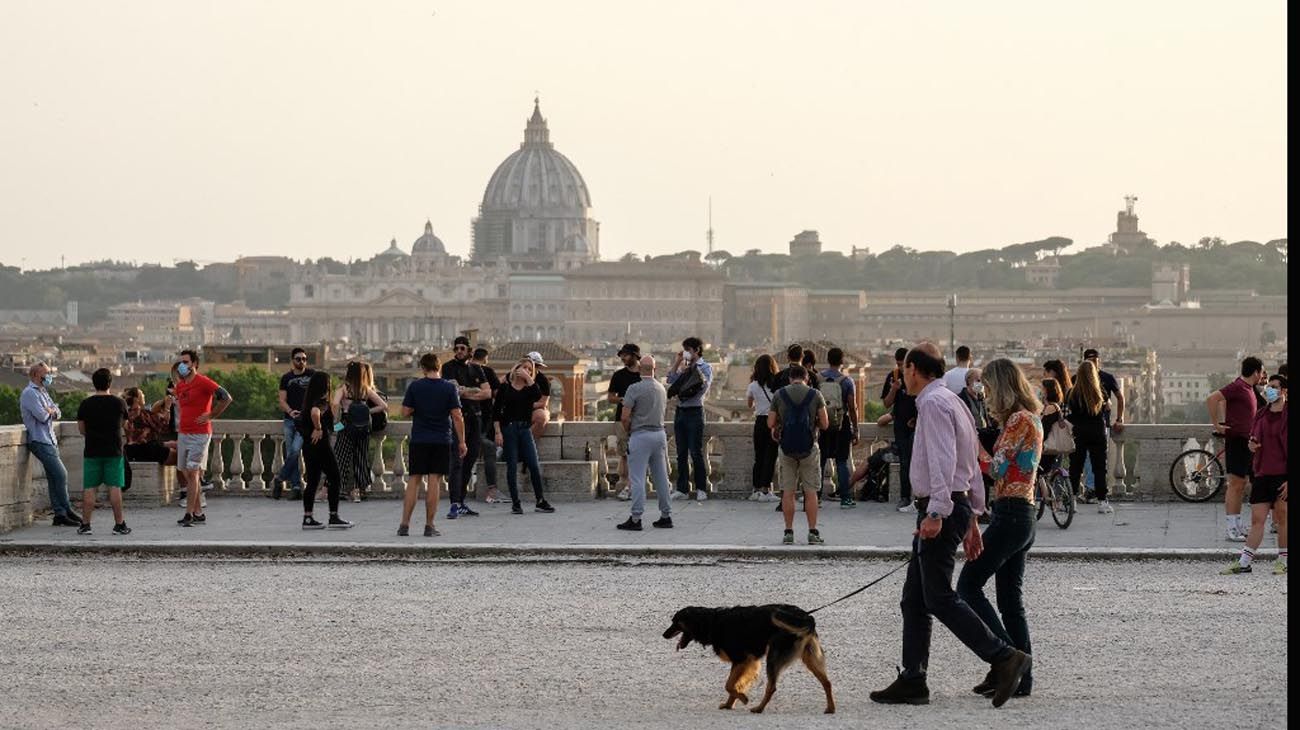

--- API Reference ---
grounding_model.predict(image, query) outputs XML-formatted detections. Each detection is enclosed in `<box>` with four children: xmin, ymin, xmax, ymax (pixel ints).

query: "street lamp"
<box><xmin>946</xmin><ymin>294</ymin><xmax>957</xmax><ymax>361</ymax></box>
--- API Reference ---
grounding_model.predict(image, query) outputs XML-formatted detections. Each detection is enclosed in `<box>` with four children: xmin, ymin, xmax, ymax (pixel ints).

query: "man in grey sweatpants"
<box><xmin>616</xmin><ymin>355</ymin><xmax>674</xmax><ymax>531</ymax></box>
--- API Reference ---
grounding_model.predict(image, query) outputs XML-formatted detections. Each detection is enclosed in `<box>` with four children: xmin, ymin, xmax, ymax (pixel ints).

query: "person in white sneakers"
<box><xmin>666</xmin><ymin>336</ymin><xmax>713</xmax><ymax>502</ymax></box>
<box><xmin>608</xmin><ymin>344</ymin><xmax>642</xmax><ymax>501</ymax></box>
<box><xmin>1222</xmin><ymin>373</ymin><xmax>1287</xmax><ymax>574</ymax></box>
<box><xmin>1065</xmin><ymin>361</ymin><xmax>1114</xmax><ymax>515</ymax></box>
<box><xmin>747</xmin><ymin>354</ymin><xmax>781</xmax><ymax>503</ymax></box>
<box><xmin>1207</xmin><ymin>357</ymin><xmax>1266</xmax><ymax>541</ymax></box>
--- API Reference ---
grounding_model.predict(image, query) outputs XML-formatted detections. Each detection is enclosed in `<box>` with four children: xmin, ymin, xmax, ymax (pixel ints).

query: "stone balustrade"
<box><xmin>0</xmin><ymin>420</ymin><xmax>1222</xmax><ymax>532</ymax></box>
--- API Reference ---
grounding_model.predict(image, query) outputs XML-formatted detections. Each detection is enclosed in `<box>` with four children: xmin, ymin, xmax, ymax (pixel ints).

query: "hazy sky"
<box><xmin>1</xmin><ymin>1</ymin><xmax>1287</xmax><ymax>270</ymax></box>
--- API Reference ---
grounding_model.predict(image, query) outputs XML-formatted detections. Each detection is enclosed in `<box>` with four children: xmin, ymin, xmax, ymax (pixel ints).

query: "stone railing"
<box><xmin>0</xmin><ymin>421</ymin><xmax>1222</xmax><ymax>532</ymax></box>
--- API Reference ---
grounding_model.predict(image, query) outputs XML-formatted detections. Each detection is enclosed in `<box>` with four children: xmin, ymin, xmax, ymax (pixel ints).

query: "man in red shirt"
<box><xmin>174</xmin><ymin>349</ymin><xmax>233</xmax><ymax>527</ymax></box>
<box><xmin>1206</xmin><ymin>356</ymin><xmax>1265</xmax><ymax>541</ymax></box>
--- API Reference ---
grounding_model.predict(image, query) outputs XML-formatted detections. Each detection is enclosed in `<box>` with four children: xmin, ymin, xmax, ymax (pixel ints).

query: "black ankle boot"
<box><xmin>869</xmin><ymin>669</ymin><xmax>930</xmax><ymax>705</ymax></box>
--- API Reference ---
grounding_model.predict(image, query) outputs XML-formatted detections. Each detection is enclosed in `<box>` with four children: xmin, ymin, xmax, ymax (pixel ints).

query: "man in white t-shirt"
<box><xmin>942</xmin><ymin>346</ymin><xmax>972</xmax><ymax>393</ymax></box>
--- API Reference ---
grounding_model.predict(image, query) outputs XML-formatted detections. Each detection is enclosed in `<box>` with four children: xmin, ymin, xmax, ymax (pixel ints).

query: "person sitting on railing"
<box><xmin>121</xmin><ymin>386</ymin><xmax>176</xmax><ymax>490</ymax></box>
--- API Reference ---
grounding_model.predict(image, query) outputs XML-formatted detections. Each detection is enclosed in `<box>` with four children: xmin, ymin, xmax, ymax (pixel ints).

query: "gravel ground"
<box><xmin>0</xmin><ymin>556</ymin><xmax>1286</xmax><ymax>730</ymax></box>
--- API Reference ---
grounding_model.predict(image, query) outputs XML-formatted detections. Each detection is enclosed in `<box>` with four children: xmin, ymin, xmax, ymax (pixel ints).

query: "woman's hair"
<box><xmin>751</xmin><ymin>353</ymin><xmax>778</xmax><ymax>386</ymax></box>
<box><xmin>1043</xmin><ymin>359</ymin><xmax>1072</xmax><ymax>391</ymax></box>
<box><xmin>801</xmin><ymin>350</ymin><xmax>816</xmax><ymax>370</ymax></box>
<box><xmin>344</xmin><ymin>361</ymin><xmax>364</xmax><ymax>400</ymax></box>
<box><xmin>982</xmin><ymin>359</ymin><xmax>1041</xmax><ymax>424</ymax></box>
<box><xmin>123</xmin><ymin>387</ymin><xmax>144</xmax><ymax>408</ymax></box>
<box><xmin>1042</xmin><ymin>378</ymin><xmax>1063</xmax><ymax>405</ymax></box>
<box><xmin>359</xmin><ymin>362</ymin><xmax>376</xmax><ymax>393</ymax></box>
<box><xmin>303</xmin><ymin>371</ymin><xmax>331</xmax><ymax>412</ymax></box>
<box><xmin>1070</xmin><ymin>361</ymin><xmax>1104</xmax><ymax>416</ymax></box>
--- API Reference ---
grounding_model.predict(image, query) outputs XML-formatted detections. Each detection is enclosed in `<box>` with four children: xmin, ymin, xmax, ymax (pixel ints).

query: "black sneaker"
<box><xmin>869</xmin><ymin>670</ymin><xmax>930</xmax><ymax>705</ymax></box>
<box><xmin>113</xmin><ymin>522</ymin><xmax>131</xmax><ymax>535</ymax></box>
<box><xmin>424</xmin><ymin>524</ymin><xmax>439</xmax><ymax>537</ymax></box>
<box><xmin>327</xmin><ymin>515</ymin><xmax>354</xmax><ymax>529</ymax></box>
<box><xmin>989</xmin><ymin>650</ymin><xmax>1032</xmax><ymax>708</ymax></box>
<box><xmin>270</xmin><ymin>477</ymin><xmax>283</xmax><ymax>500</ymax></box>
<box><xmin>652</xmin><ymin>516</ymin><xmax>673</xmax><ymax>529</ymax></box>
<box><xmin>457</xmin><ymin>504</ymin><xmax>479</xmax><ymax>517</ymax></box>
<box><xmin>66</xmin><ymin>510</ymin><xmax>84</xmax><ymax>524</ymax></box>
<box><xmin>397</xmin><ymin>524</ymin><xmax>409</xmax><ymax>536</ymax></box>
<box><xmin>192</xmin><ymin>513</ymin><xmax>207</xmax><ymax>526</ymax></box>
<box><xmin>302</xmin><ymin>516</ymin><xmax>325</xmax><ymax>530</ymax></box>
<box><xmin>511</xmin><ymin>503</ymin><xmax>524</xmax><ymax>515</ymax></box>
<box><xmin>617</xmin><ymin>517</ymin><xmax>642</xmax><ymax>531</ymax></box>
<box><xmin>52</xmin><ymin>514</ymin><xmax>80</xmax><ymax>527</ymax></box>
<box><xmin>535</xmin><ymin>501</ymin><xmax>555</xmax><ymax>513</ymax></box>
<box><xmin>177</xmin><ymin>513</ymin><xmax>194</xmax><ymax>527</ymax></box>
<box><xmin>77</xmin><ymin>523</ymin><xmax>91</xmax><ymax>535</ymax></box>
<box><xmin>289</xmin><ymin>488</ymin><xmax>303</xmax><ymax>501</ymax></box>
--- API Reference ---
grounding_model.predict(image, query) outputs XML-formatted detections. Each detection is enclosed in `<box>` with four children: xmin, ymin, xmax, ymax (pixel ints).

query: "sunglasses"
<box><xmin>293</xmin><ymin>356</ymin><xmax>308</xmax><ymax>362</ymax></box>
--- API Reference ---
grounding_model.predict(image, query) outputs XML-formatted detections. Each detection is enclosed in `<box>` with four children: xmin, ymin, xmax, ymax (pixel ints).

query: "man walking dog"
<box><xmin>870</xmin><ymin>342</ymin><xmax>1031</xmax><ymax>708</ymax></box>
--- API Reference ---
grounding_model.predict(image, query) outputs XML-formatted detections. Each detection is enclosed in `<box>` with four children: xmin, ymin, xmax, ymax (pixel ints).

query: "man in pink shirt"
<box><xmin>870</xmin><ymin>342</ymin><xmax>1030</xmax><ymax>709</ymax></box>
<box><xmin>1206</xmin><ymin>357</ymin><xmax>1265</xmax><ymax>541</ymax></box>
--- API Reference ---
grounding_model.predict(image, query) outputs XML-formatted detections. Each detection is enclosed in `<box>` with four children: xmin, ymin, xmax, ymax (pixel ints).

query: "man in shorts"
<box><xmin>399</xmin><ymin>353</ymin><xmax>467</xmax><ymax>537</ymax></box>
<box><xmin>1222</xmin><ymin>373</ymin><xmax>1288</xmax><ymax>574</ymax></box>
<box><xmin>1206</xmin><ymin>356</ymin><xmax>1265</xmax><ymax>541</ymax></box>
<box><xmin>768</xmin><ymin>365</ymin><xmax>829</xmax><ymax>545</ymax></box>
<box><xmin>76</xmin><ymin>368</ymin><xmax>130</xmax><ymax>535</ymax></box>
<box><xmin>174</xmin><ymin>349</ymin><xmax>233</xmax><ymax>527</ymax></box>
<box><xmin>608</xmin><ymin>343</ymin><xmax>642</xmax><ymax>500</ymax></box>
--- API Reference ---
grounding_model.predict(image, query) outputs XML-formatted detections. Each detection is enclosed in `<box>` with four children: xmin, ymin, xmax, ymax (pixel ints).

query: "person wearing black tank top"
<box><xmin>297</xmin><ymin>371</ymin><xmax>353</xmax><ymax>530</ymax></box>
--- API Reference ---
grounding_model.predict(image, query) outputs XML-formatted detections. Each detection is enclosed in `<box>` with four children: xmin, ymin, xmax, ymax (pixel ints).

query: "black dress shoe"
<box><xmin>972</xmin><ymin>669</ymin><xmax>996</xmax><ymax>696</ymax></box>
<box><xmin>616</xmin><ymin>517</ymin><xmax>642</xmax><ymax>531</ymax></box>
<box><xmin>869</xmin><ymin>671</ymin><xmax>930</xmax><ymax>705</ymax></box>
<box><xmin>652</xmin><ymin>517</ymin><xmax>673</xmax><ymax>529</ymax></box>
<box><xmin>989</xmin><ymin>650</ymin><xmax>1032</xmax><ymax>708</ymax></box>
<box><xmin>52</xmin><ymin>514</ymin><xmax>81</xmax><ymax>527</ymax></box>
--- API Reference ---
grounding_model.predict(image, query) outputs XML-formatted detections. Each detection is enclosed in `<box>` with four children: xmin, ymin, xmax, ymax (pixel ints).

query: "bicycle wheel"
<box><xmin>1035</xmin><ymin>476</ymin><xmax>1047</xmax><ymax>521</ymax></box>
<box><xmin>1169</xmin><ymin>449</ymin><xmax>1227</xmax><ymax>502</ymax></box>
<box><xmin>1048</xmin><ymin>471</ymin><xmax>1075</xmax><ymax>529</ymax></box>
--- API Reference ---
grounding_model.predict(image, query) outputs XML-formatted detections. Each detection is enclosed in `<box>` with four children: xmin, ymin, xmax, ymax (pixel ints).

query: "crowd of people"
<box><xmin>16</xmin><ymin>340</ymin><xmax>1287</xmax><ymax>572</ymax></box>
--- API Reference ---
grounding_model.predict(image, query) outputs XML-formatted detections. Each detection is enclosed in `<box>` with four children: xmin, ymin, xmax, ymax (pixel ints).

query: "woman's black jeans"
<box><xmin>1068</xmin><ymin>430</ymin><xmax>1108</xmax><ymax>501</ymax></box>
<box><xmin>751</xmin><ymin>416</ymin><xmax>778</xmax><ymax>491</ymax></box>
<box><xmin>957</xmin><ymin>497</ymin><xmax>1036</xmax><ymax>691</ymax></box>
<box><xmin>302</xmin><ymin>434</ymin><xmax>341</xmax><ymax>515</ymax></box>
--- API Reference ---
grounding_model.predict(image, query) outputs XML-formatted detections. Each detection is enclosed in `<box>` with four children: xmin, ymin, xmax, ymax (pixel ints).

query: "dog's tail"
<box><xmin>771</xmin><ymin>611</ymin><xmax>817</xmax><ymax>638</ymax></box>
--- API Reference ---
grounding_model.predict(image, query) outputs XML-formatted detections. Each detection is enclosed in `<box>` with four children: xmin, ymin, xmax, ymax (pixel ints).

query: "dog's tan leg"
<box><xmin>751</xmin><ymin>639</ymin><xmax>802</xmax><ymax>714</ymax></box>
<box><xmin>735</xmin><ymin>658</ymin><xmax>762</xmax><ymax>705</ymax></box>
<box><xmin>720</xmin><ymin>662</ymin><xmax>745</xmax><ymax>709</ymax></box>
<box><xmin>802</xmin><ymin>637</ymin><xmax>835</xmax><ymax>714</ymax></box>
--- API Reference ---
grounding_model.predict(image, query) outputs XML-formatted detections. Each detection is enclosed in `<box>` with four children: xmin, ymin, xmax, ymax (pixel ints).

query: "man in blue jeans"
<box><xmin>19</xmin><ymin>362</ymin><xmax>81</xmax><ymax>526</ymax></box>
<box><xmin>272</xmin><ymin>348</ymin><xmax>314</xmax><ymax>500</ymax></box>
<box><xmin>666</xmin><ymin>336</ymin><xmax>713</xmax><ymax>502</ymax></box>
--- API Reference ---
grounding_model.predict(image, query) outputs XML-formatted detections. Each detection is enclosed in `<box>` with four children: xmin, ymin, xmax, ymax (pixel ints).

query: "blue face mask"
<box><xmin>1263</xmin><ymin>386</ymin><xmax>1281</xmax><ymax>404</ymax></box>
<box><xmin>177</xmin><ymin>363</ymin><xmax>191</xmax><ymax>377</ymax></box>
<box><xmin>41</xmin><ymin>373</ymin><xmax>54</xmax><ymax>387</ymax></box>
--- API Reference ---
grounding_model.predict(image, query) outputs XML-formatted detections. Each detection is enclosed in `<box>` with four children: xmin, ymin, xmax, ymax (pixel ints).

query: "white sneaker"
<box><xmin>1097</xmin><ymin>500</ymin><xmax>1114</xmax><ymax>515</ymax></box>
<box><xmin>748</xmin><ymin>491</ymin><xmax>762</xmax><ymax>502</ymax></box>
<box><xmin>694</xmin><ymin>491</ymin><xmax>708</xmax><ymax>502</ymax></box>
<box><xmin>898</xmin><ymin>503</ymin><xmax>916</xmax><ymax>513</ymax></box>
<box><xmin>670</xmin><ymin>490</ymin><xmax>687</xmax><ymax>501</ymax></box>
<box><xmin>762</xmin><ymin>492</ymin><xmax>779</xmax><ymax>503</ymax></box>
<box><xmin>1226</xmin><ymin>530</ymin><xmax>1247</xmax><ymax>542</ymax></box>
<box><xmin>616</xmin><ymin>487</ymin><xmax>631</xmax><ymax>501</ymax></box>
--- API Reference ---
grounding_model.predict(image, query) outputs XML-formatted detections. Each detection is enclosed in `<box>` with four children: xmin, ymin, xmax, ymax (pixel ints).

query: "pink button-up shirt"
<box><xmin>911</xmin><ymin>379</ymin><xmax>985</xmax><ymax>517</ymax></box>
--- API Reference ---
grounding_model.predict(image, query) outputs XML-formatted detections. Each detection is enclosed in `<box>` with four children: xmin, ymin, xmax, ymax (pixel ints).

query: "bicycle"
<box><xmin>1035</xmin><ymin>463</ymin><xmax>1074</xmax><ymax>529</ymax></box>
<box><xmin>1168</xmin><ymin>434</ymin><xmax>1229</xmax><ymax>502</ymax></box>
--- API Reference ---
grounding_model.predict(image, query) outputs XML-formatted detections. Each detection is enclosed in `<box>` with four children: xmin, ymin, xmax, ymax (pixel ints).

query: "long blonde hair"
<box><xmin>359</xmin><ymin>362</ymin><xmax>376</xmax><ymax>394</ymax></box>
<box><xmin>1071</xmin><ymin>360</ymin><xmax>1104</xmax><ymax>416</ymax></box>
<box><xmin>983</xmin><ymin>359</ymin><xmax>1042</xmax><ymax>425</ymax></box>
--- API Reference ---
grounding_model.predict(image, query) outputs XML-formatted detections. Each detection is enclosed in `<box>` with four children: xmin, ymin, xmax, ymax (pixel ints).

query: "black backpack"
<box><xmin>667</xmin><ymin>364</ymin><xmax>705</xmax><ymax>401</ymax></box>
<box><xmin>345</xmin><ymin>400</ymin><xmax>372</xmax><ymax>436</ymax></box>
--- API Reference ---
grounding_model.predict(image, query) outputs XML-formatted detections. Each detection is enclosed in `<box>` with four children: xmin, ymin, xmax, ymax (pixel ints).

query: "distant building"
<box><xmin>1151</xmin><ymin>262</ymin><xmax>1192</xmax><ymax>305</ymax></box>
<box><xmin>1103</xmin><ymin>195</ymin><xmax>1155</xmax><ymax>255</ymax></box>
<box><xmin>789</xmin><ymin>230</ymin><xmax>823</xmax><ymax>257</ymax></box>
<box><xmin>562</xmin><ymin>260</ymin><xmax>724</xmax><ymax>346</ymax></box>
<box><xmin>1162</xmin><ymin>372</ymin><xmax>1212</xmax><ymax>408</ymax></box>
<box><xmin>1024</xmin><ymin>258</ymin><xmax>1062</xmax><ymax>288</ymax></box>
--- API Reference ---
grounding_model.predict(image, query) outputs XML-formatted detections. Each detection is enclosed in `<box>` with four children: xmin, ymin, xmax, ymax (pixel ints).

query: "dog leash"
<box><xmin>807</xmin><ymin>557</ymin><xmax>911</xmax><ymax>614</ymax></box>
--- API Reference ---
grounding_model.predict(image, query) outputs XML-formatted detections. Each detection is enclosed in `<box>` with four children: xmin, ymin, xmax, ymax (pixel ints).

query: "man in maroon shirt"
<box><xmin>1222</xmin><ymin>373</ymin><xmax>1287</xmax><ymax>575</ymax></box>
<box><xmin>1205</xmin><ymin>357</ymin><xmax>1265</xmax><ymax>541</ymax></box>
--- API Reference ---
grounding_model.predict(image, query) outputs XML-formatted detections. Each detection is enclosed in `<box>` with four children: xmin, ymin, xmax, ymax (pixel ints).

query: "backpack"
<box><xmin>345</xmin><ymin>399</ymin><xmax>372</xmax><ymax>436</ymax></box>
<box><xmin>667</xmin><ymin>364</ymin><xmax>705</xmax><ymax>401</ymax></box>
<box><xmin>777</xmin><ymin>387</ymin><xmax>818</xmax><ymax>459</ymax></box>
<box><xmin>819</xmin><ymin>373</ymin><xmax>846</xmax><ymax>430</ymax></box>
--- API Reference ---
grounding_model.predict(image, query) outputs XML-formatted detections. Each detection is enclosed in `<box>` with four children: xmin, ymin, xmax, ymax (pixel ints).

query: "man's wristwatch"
<box><xmin>927</xmin><ymin>511</ymin><xmax>942</xmax><ymax>521</ymax></box>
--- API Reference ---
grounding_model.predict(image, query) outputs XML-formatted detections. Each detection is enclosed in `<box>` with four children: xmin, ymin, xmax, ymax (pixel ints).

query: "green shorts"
<box><xmin>84</xmin><ymin>456</ymin><xmax>126</xmax><ymax>489</ymax></box>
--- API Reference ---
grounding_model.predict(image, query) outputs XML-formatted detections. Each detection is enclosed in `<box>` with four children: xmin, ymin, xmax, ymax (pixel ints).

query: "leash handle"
<box><xmin>807</xmin><ymin>557</ymin><xmax>910</xmax><ymax>614</ymax></box>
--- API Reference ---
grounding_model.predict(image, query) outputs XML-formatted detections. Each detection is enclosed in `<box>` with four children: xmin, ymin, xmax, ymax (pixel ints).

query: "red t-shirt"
<box><xmin>176</xmin><ymin>373</ymin><xmax>220</xmax><ymax>435</ymax></box>
<box><xmin>1250</xmin><ymin>406</ymin><xmax>1288</xmax><ymax>477</ymax></box>
<box><xmin>1219</xmin><ymin>378</ymin><xmax>1257</xmax><ymax>438</ymax></box>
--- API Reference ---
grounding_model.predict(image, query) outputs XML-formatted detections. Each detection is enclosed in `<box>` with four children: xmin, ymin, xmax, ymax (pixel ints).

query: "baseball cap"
<box><xmin>526</xmin><ymin>351</ymin><xmax>546</xmax><ymax>367</ymax></box>
<box><xmin>1083</xmin><ymin>348</ymin><xmax>1100</xmax><ymax>360</ymax></box>
<box><xmin>617</xmin><ymin>343</ymin><xmax>640</xmax><ymax>357</ymax></box>
<box><xmin>453</xmin><ymin>335</ymin><xmax>471</xmax><ymax>347</ymax></box>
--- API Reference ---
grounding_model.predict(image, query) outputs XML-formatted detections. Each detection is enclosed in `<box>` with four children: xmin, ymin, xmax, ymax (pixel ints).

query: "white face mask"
<box><xmin>682</xmin><ymin>352</ymin><xmax>693</xmax><ymax>363</ymax></box>
<box><xmin>972</xmin><ymin>382</ymin><xmax>985</xmax><ymax>396</ymax></box>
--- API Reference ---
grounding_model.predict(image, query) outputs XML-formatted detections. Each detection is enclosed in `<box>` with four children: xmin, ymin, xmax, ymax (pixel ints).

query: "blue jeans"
<box><xmin>278</xmin><ymin>417</ymin><xmax>304</xmax><ymax>487</ymax></box>
<box><xmin>819</xmin><ymin>426</ymin><xmax>852</xmax><ymax>500</ymax></box>
<box><xmin>501</xmin><ymin>422</ymin><xmax>544</xmax><ymax>504</ymax></box>
<box><xmin>957</xmin><ymin>498</ymin><xmax>1036</xmax><ymax>691</ymax></box>
<box><xmin>673</xmin><ymin>407</ymin><xmax>708</xmax><ymax>495</ymax></box>
<box><xmin>27</xmin><ymin>441</ymin><xmax>74</xmax><ymax>517</ymax></box>
<box><xmin>628</xmin><ymin>429</ymin><xmax>672</xmax><ymax>520</ymax></box>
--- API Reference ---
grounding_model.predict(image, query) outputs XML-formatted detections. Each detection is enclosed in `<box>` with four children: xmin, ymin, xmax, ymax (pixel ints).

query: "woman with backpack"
<box><xmin>1066</xmin><ymin>361</ymin><xmax>1111</xmax><ymax>515</ymax></box>
<box><xmin>746</xmin><ymin>354</ymin><xmax>780</xmax><ymax>503</ymax></box>
<box><xmin>333</xmin><ymin>361</ymin><xmax>388</xmax><ymax>503</ymax></box>
<box><xmin>493</xmin><ymin>359</ymin><xmax>556</xmax><ymax>515</ymax></box>
<box><xmin>298</xmin><ymin>370</ymin><xmax>353</xmax><ymax>529</ymax></box>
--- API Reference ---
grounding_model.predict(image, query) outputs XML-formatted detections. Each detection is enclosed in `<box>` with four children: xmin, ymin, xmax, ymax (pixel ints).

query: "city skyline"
<box><xmin>0</xmin><ymin>1</ymin><xmax>1287</xmax><ymax>270</ymax></box>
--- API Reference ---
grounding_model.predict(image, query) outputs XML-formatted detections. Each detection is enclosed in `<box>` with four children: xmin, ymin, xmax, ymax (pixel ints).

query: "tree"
<box><xmin>205</xmin><ymin>366</ymin><xmax>282</xmax><ymax>420</ymax></box>
<box><xmin>0</xmin><ymin>385</ymin><xmax>21</xmax><ymax>426</ymax></box>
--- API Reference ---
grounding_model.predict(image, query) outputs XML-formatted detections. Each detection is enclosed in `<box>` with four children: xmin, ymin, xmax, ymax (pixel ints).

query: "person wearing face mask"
<box><xmin>1222</xmin><ymin>374</ymin><xmax>1288</xmax><ymax>575</ymax></box>
<box><xmin>1206</xmin><ymin>356</ymin><xmax>1266</xmax><ymax>542</ymax></box>
<box><xmin>960</xmin><ymin>368</ymin><xmax>990</xmax><ymax>431</ymax></box>
<box><xmin>174</xmin><ymin>349</ymin><xmax>234</xmax><ymax>527</ymax></box>
<box><xmin>20</xmin><ymin>362</ymin><xmax>82</xmax><ymax>526</ymax></box>
<box><xmin>666</xmin><ymin>336</ymin><xmax>714</xmax><ymax>501</ymax></box>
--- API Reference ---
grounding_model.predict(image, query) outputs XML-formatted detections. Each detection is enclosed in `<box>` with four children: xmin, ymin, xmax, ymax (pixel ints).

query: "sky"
<box><xmin>0</xmin><ymin>1</ymin><xmax>1287</xmax><ymax>270</ymax></box>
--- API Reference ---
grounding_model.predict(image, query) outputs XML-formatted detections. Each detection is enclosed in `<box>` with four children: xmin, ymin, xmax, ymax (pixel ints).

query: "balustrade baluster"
<box><xmin>228</xmin><ymin>433</ymin><xmax>247</xmax><ymax>491</ymax></box>
<box><xmin>247</xmin><ymin>433</ymin><xmax>267</xmax><ymax>492</ymax></box>
<box><xmin>208</xmin><ymin>434</ymin><xmax>226</xmax><ymax>490</ymax></box>
<box><xmin>270</xmin><ymin>434</ymin><xmax>285</xmax><ymax>487</ymax></box>
<box><xmin>392</xmin><ymin>436</ymin><xmax>407</xmax><ymax>487</ymax></box>
<box><xmin>371</xmin><ymin>434</ymin><xmax>388</xmax><ymax>492</ymax></box>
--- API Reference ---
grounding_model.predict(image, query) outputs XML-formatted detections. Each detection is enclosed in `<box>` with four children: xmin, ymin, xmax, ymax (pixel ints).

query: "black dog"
<box><xmin>663</xmin><ymin>604</ymin><xmax>834</xmax><ymax>714</ymax></box>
